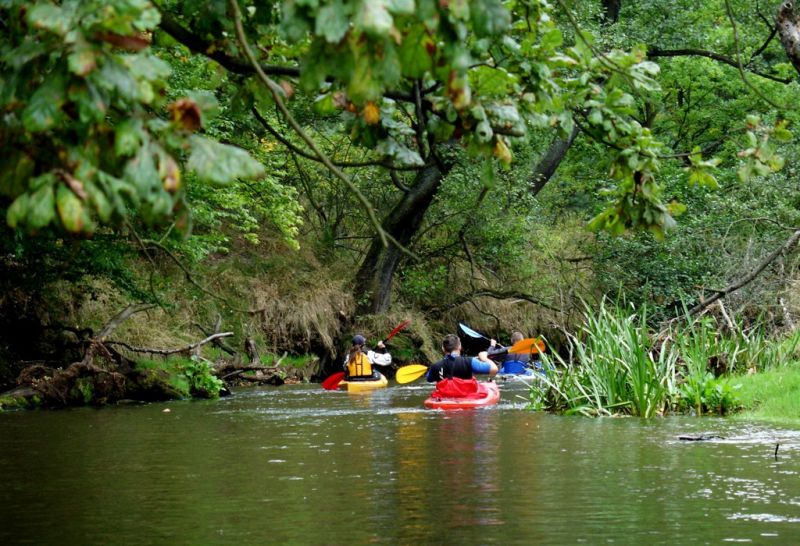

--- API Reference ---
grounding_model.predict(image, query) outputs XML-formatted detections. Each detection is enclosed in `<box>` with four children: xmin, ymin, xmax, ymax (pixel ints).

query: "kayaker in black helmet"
<box><xmin>343</xmin><ymin>334</ymin><xmax>392</xmax><ymax>381</ymax></box>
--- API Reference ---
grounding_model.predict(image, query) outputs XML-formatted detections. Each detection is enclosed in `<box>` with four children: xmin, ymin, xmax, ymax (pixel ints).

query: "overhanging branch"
<box><xmin>685</xmin><ymin>229</ymin><xmax>800</xmax><ymax>317</ymax></box>
<box><xmin>648</xmin><ymin>47</ymin><xmax>793</xmax><ymax>84</ymax></box>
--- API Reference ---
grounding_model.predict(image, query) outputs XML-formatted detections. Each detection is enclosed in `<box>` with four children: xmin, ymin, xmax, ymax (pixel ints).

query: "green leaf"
<box><xmin>399</xmin><ymin>26</ymin><xmax>434</xmax><ymax>78</ymax></box>
<box><xmin>124</xmin><ymin>142</ymin><xmax>160</xmax><ymax>195</ymax></box>
<box><xmin>85</xmin><ymin>181</ymin><xmax>113</xmax><ymax>223</ymax></box>
<box><xmin>27</xmin><ymin>3</ymin><xmax>70</xmax><ymax>35</ymax></box>
<box><xmin>316</xmin><ymin>0</ymin><xmax>350</xmax><ymax>43</ymax></box>
<box><xmin>540</xmin><ymin>28</ymin><xmax>563</xmax><ymax>50</ymax></box>
<box><xmin>56</xmin><ymin>184</ymin><xmax>85</xmax><ymax>233</ymax></box>
<box><xmin>187</xmin><ymin>136</ymin><xmax>265</xmax><ymax>185</ymax></box>
<box><xmin>27</xmin><ymin>180</ymin><xmax>56</xmax><ymax>229</ymax></box>
<box><xmin>773</xmin><ymin>120</ymin><xmax>792</xmax><ymax>142</ymax></box>
<box><xmin>313</xmin><ymin>93</ymin><xmax>337</xmax><ymax>115</ymax></box>
<box><xmin>376</xmin><ymin>137</ymin><xmax>424</xmax><ymax>166</ymax></box>
<box><xmin>348</xmin><ymin>53</ymin><xmax>382</xmax><ymax>102</ymax></box>
<box><xmin>388</xmin><ymin>0</ymin><xmax>415</xmax><ymax>15</ymax></box>
<box><xmin>22</xmin><ymin>74</ymin><xmax>65</xmax><ymax>132</ymax></box>
<box><xmin>480</xmin><ymin>157</ymin><xmax>494</xmax><ymax>188</ymax></box>
<box><xmin>358</xmin><ymin>0</ymin><xmax>393</xmax><ymax>36</ymax></box>
<box><xmin>67</xmin><ymin>36</ymin><xmax>97</xmax><ymax>76</ymax></box>
<box><xmin>470</xmin><ymin>65</ymin><xmax>517</xmax><ymax>96</ymax></box>
<box><xmin>471</xmin><ymin>0</ymin><xmax>510</xmax><ymax>36</ymax></box>
<box><xmin>98</xmin><ymin>61</ymin><xmax>141</xmax><ymax>102</ymax></box>
<box><xmin>0</xmin><ymin>151</ymin><xmax>35</xmax><ymax>198</ymax></box>
<box><xmin>6</xmin><ymin>193</ymin><xmax>30</xmax><ymax>229</ymax></box>
<box><xmin>115</xmin><ymin>119</ymin><xmax>144</xmax><ymax>157</ymax></box>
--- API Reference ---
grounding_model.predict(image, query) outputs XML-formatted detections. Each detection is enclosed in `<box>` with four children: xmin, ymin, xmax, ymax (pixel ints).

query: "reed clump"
<box><xmin>530</xmin><ymin>303</ymin><xmax>800</xmax><ymax>418</ymax></box>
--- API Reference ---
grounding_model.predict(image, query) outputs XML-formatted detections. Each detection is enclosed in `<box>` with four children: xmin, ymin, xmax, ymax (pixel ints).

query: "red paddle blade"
<box><xmin>385</xmin><ymin>319</ymin><xmax>411</xmax><ymax>342</ymax></box>
<box><xmin>322</xmin><ymin>372</ymin><xmax>345</xmax><ymax>390</ymax></box>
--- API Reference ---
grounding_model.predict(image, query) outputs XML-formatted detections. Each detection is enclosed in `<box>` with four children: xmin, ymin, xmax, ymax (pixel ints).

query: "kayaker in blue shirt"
<box><xmin>490</xmin><ymin>331</ymin><xmax>544</xmax><ymax>374</ymax></box>
<box><xmin>426</xmin><ymin>334</ymin><xmax>497</xmax><ymax>382</ymax></box>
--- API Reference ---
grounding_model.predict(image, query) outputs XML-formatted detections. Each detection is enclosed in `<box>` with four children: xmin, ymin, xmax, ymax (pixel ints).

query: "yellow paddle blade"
<box><xmin>395</xmin><ymin>364</ymin><xmax>428</xmax><ymax>384</ymax></box>
<box><xmin>509</xmin><ymin>337</ymin><xmax>546</xmax><ymax>355</ymax></box>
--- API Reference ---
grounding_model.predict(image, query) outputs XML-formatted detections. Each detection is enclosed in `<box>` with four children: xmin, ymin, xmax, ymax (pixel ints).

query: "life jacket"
<box><xmin>347</xmin><ymin>351</ymin><xmax>373</xmax><ymax>378</ymax></box>
<box><xmin>431</xmin><ymin>377</ymin><xmax>486</xmax><ymax>399</ymax></box>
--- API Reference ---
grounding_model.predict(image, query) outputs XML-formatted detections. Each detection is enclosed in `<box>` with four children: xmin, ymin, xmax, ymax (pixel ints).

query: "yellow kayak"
<box><xmin>339</xmin><ymin>373</ymin><xmax>388</xmax><ymax>393</ymax></box>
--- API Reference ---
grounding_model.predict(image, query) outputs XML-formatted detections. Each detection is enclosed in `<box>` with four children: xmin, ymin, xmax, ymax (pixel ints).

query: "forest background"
<box><xmin>1</xmin><ymin>0</ymin><xmax>799</xmax><ymax>408</ymax></box>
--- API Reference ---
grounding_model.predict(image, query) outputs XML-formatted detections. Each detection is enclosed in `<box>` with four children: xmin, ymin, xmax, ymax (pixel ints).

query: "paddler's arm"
<box><xmin>471</xmin><ymin>351</ymin><xmax>498</xmax><ymax>377</ymax></box>
<box><xmin>368</xmin><ymin>346</ymin><xmax>392</xmax><ymax>366</ymax></box>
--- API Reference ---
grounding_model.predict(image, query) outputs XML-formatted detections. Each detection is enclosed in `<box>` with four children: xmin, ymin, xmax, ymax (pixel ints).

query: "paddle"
<box><xmin>321</xmin><ymin>372</ymin><xmax>345</xmax><ymax>390</ymax></box>
<box><xmin>458</xmin><ymin>322</ymin><xmax>490</xmax><ymax>341</ymax></box>
<box><xmin>395</xmin><ymin>364</ymin><xmax>428</xmax><ymax>384</ymax></box>
<box><xmin>509</xmin><ymin>337</ymin><xmax>546</xmax><ymax>355</ymax></box>
<box><xmin>488</xmin><ymin>337</ymin><xmax>546</xmax><ymax>363</ymax></box>
<box><xmin>382</xmin><ymin>319</ymin><xmax>411</xmax><ymax>345</ymax></box>
<box><xmin>322</xmin><ymin>320</ymin><xmax>412</xmax><ymax>390</ymax></box>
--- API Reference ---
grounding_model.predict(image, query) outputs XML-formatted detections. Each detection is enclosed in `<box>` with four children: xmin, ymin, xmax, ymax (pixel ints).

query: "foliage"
<box><xmin>1</xmin><ymin>0</ymin><xmax>267</xmax><ymax>236</ymax></box>
<box><xmin>528</xmin><ymin>303</ymin><xmax>759</xmax><ymax>417</ymax></box>
<box><xmin>134</xmin><ymin>356</ymin><xmax>223</xmax><ymax>398</ymax></box>
<box><xmin>531</xmin><ymin>303</ymin><xmax>678</xmax><ymax>417</ymax></box>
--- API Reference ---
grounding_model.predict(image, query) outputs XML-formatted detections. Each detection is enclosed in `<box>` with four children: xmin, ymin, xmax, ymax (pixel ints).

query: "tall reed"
<box><xmin>532</xmin><ymin>303</ymin><xmax>677</xmax><ymax>417</ymax></box>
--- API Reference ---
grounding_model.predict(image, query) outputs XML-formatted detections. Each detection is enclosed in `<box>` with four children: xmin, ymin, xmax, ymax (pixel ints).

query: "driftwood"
<box><xmin>678</xmin><ymin>435</ymin><xmax>725</xmax><ymax>441</ymax></box>
<box><xmin>215</xmin><ymin>352</ymin><xmax>286</xmax><ymax>385</ymax></box>
<box><xmin>219</xmin><ymin>364</ymin><xmax>280</xmax><ymax>380</ymax></box>
<box><xmin>9</xmin><ymin>304</ymin><xmax>243</xmax><ymax>407</ymax></box>
<box><xmin>194</xmin><ymin>314</ymin><xmax>238</xmax><ymax>356</ymax></box>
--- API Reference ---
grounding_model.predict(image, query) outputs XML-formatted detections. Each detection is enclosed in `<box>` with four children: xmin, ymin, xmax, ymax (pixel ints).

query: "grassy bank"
<box><xmin>732</xmin><ymin>361</ymin><xmax>800</xmax><ymax>424</ymax></box>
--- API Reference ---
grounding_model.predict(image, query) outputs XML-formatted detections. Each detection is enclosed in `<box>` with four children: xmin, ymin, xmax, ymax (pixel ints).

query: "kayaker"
<box><xmin>426</xmin><ymin>334</ymin><xmax>497</xmax><ymax>382</ymax></box>
<box><xmin>343</xmin><ymin>334</ymin><xmax>392</xmax><ymax>381</ymax></box>
<box><xmin>491</xmin><ymin>331</ymin><xmax>545</xmax><ymax>374</ymax></box>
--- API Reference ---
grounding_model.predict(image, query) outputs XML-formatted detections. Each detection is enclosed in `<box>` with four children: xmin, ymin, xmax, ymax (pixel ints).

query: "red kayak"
<box><xmin>424</xmin><ymin>379</ymin><xmax>500</xmax><ymax>410</ymax></box>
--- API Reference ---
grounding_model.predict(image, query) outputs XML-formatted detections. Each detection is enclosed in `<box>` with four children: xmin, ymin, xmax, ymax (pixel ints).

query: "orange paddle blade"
<box><xmin>508</xmin><ymin>337</ymin><xmax>546</xmax><ymax>355</ymax></box>
<box><xmin>395</xmin><ymin>364</ymin><xmax>428</xmax><ymax>384</ymax></box>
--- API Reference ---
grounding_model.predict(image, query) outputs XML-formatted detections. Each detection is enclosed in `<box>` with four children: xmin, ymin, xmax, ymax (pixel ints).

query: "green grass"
<box><xmin>732</xmin><ymin>360</ymin><xmax>800</xmax><ymax>423</ymax></box>
<box><xmin>260</xmin><ymin>353</ymin><xmax>316</xmax><ymax>367</ymax></box>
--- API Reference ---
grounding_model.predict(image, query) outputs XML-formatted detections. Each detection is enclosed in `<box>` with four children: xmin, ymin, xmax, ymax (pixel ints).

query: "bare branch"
<box><xmin>106</xmin><ymin>332</ymin><xmax>234</xmax><ymax>356</ymax></box>
<box><xmin>685</xmin><ymin>229</ymin><xmax>800</xmax><ymax>317</ymax></box>
<box><xmin>98</xmin><ymin>304</ymin><xmax>156</xmax><ymax>340</ymax></box>
<box><xmin>648</xmin><ymin>47</ymin><xmax>793</xmax><ymax>84</ymax></box>
<box><xmin>251</xmin><ymin>107</ymin><xmax>423</xmax><ymax>171</ymax></box>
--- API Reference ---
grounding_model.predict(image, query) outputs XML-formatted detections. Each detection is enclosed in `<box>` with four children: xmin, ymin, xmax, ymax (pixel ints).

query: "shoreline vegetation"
<box><xmin>2</xmin><ymin>1</ymin><xmax>800</xmax><ymax>418</ymax></box>
<box><xmin>528</xmin><ymin>304</ymin><xmax>800</xmax><ymax>420</ymax></box>
<box><xmin>2</xmin><ymin>296</ymin><xmax>798</xmax><ymax>422</ymax></box>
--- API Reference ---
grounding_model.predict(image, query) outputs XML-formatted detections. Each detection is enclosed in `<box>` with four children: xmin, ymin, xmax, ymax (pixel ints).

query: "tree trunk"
<box><xmin>777</xmin><ymin>1</ymin><xmax>800</xmax><ymax>75</ymax></box>
<box><xmin>602</xmin><ymin>0</ymin><xmax>622</xmax><ymax>24</ymax></box>
<box><xmin>355</xmin><ymin>163</ymin><xmax>447</xmax><ymax>313</ymax></box>
<box><xmin>530</xmin><ymin>125</ymin><xmax>580</xmax><ymax>197</ymax></box>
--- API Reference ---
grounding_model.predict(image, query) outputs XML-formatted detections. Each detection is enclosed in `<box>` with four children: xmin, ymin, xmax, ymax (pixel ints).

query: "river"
<box><xmin>1</xmin><ymin>381</ymin><xmax>799</xmax><ymax>545</ymax></box>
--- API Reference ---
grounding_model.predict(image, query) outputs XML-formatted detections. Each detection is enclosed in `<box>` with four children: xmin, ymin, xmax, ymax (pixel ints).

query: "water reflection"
<box><xmin>1</xmin><ymin>386</ymin><xmax>800</xmax><ymax>545</ymax></box>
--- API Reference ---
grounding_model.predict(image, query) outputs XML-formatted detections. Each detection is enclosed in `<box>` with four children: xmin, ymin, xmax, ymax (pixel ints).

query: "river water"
<box><xmin>2</xmin><ymin>381</ymin><xmax>800</xmax><ymax>545</ymax></box>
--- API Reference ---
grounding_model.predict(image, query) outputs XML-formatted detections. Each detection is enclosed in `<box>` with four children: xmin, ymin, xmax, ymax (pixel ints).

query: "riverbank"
<box><xmin>732</xmin><ymin>361</ymin><xmax>800</xmax><ymax>424</ymax></box>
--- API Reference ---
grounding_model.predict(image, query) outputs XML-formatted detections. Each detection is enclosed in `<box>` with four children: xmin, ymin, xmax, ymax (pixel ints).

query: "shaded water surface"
<box><xmin>2</xmin><ymin>382</ymin><xmax>800</xmax><ymax>544</ymax></box>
